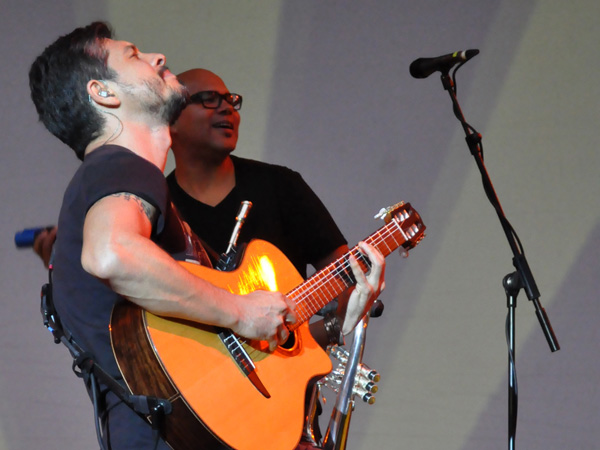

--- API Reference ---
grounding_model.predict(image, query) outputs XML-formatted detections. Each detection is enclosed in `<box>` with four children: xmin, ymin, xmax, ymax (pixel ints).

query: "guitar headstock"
<box><xmin>375</xmin><ymin>201</ymin><xmax>426</xmax><ymax>254</ymax></box>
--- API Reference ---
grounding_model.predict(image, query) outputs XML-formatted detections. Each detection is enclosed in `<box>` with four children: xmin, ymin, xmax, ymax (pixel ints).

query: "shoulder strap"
<box><xmin>40</xmin><ymin>266</ymin><xmax>172</xmax><ymax>425</ymax></box>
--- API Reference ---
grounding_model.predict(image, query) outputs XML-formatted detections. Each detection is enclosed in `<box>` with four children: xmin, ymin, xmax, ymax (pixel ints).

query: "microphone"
<box><xmin>409</xmin><ymin>49</ymin><xmax>479</xmax><ymax>79</ymax></box>
<box><xmin>14</xmin><ymin>226</ymin><xmax>55</xmax><ymax>248</ymax></box>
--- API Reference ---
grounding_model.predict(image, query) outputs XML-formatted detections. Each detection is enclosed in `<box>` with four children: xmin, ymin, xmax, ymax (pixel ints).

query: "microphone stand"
<box><xmin>436</xmin><ymin>67</ymin><xmax>559</xmax><ymax>450</ymax></box>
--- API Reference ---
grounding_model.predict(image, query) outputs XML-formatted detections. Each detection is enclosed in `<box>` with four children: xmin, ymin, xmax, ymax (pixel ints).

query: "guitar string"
<box><xmin>240</xmin><ymin>210</ymin><xmax>421</xmax><ymax>359</ymax></box>
<box><xmin>290</xmin><ymin>218</ymin><xmax>408</xmax><ymax>322</ymax></box>
<box><xmin>241</xmin><ymin>227</ymin><xmax>401</xmax><ymax>360</ymax></box>
<box><xmin>281</xmin><ymin>208</ymin><xmax>413</xmax><ymax>322</ymax></box>
<box><xmin>292</xmin><ymin>241</ymin><xmax>376</xmax><ymax>320</ymax></box>
<box><xmin>288</xmin><ymin>211</ymin><xmax>421</xmax><ymax>326</ymax></box>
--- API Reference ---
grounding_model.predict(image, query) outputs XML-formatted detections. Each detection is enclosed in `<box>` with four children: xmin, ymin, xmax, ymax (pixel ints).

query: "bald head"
<box><xmin>177</xmin><ymin>68</ymin><xmax>227</xmax><ymax>95</ymax></box>
<box><xmin>170</xmin><ymin>68</ymin><xmax>241</xmax><ymax>161</ymax></box>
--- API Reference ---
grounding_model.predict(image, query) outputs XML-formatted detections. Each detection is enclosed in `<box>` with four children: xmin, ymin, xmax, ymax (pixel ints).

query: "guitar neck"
<box><xmin>288</xmin><ymin>218</ymin><xmax>409</xmax><ymax>330</ymax></box>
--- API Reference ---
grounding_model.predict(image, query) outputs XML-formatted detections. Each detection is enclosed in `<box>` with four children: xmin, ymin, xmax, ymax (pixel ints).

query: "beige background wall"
<box><xmin>1</xmin><ymin>1</ymin><xmax>598</xmax><ymax>448</ymax></box>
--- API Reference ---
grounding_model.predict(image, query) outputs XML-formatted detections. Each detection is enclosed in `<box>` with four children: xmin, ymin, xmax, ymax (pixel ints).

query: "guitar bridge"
<box><xmin>219</xmin><ymin>329</ymin><xmax>271</xmax><ymax>398</ymax></box>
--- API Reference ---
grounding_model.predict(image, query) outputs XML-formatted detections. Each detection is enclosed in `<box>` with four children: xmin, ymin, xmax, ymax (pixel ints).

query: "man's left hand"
<box><xmin>341</xmin><ymin>241</ymin><xmax>385</xmax><ymax>335</ymax></box>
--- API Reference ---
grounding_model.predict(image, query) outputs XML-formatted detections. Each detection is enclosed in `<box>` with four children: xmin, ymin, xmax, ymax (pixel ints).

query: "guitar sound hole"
<box><xmin>279</xmin><ymin>331</ymin><xmax>296</xmax><ymax>350</ymax></box>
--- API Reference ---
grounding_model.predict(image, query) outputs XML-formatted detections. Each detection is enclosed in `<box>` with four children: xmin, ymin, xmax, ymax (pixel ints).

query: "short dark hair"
<box><xmin>29</xmin><ymin>22</ymin><xmax>117</xmax><ymax>160</ymax></box>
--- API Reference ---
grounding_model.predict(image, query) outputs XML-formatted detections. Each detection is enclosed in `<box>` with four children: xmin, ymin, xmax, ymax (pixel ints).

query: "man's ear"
<box><xmin>87</xmin><ymin>79</ymin><xmax>121</xmax><ymax>106</ymax></box>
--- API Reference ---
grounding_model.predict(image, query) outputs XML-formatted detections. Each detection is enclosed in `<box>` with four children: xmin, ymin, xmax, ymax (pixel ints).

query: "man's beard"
<box><xmin>118</xmin><ymin>76</ymin><xmax>189</xmax><ymax>125</ymax></box>
<box><xmin>156</xmin><ymin>81</ymin><xmax>188</xmax><ymax>125</ymax></box>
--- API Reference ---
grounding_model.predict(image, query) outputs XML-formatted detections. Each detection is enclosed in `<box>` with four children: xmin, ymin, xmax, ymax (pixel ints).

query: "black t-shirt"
<box><xmin>53</xmin><ymin>145</ymin><xmax>201</xmax><ymax>382</ymax></box>
<box><xmin>52</xmin><ymin>149</ymin><xmax>342</xmax><ymax>448</ymax></box>
<box><xmin>167</xmin><ymin>155</ymin><xmax>347</xmax><ymax>279</ymax></box>
<box><xmin>52</xmin><ymin>145</ymin><xmax>208</xmax><ymax>449</ymax></box>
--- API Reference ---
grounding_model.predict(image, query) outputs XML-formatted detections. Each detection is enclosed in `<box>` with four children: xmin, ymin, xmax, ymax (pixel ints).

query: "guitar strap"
<box><xmin>40</xmin><ymin>264</ymin><xmax>172</xmax><ymax>447</ymax></box>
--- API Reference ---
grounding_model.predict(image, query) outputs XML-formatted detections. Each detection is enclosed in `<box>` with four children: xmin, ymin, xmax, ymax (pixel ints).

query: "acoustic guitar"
<box><xmin>110</xmin><ymin>202</ymin><xmax>425</xmax><ymax>450</ymax></box>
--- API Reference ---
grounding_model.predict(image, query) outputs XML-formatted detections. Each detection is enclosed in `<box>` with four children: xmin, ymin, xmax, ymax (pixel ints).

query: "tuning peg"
<box><xmin>374</xmin><ymin>207</ymin><xmax>388</xmax><ymax>220</ymax></box>
<box><xmin>374</xmin><ymin>201</ymin><xmax>405</xmax><ymax>221</ymax></box>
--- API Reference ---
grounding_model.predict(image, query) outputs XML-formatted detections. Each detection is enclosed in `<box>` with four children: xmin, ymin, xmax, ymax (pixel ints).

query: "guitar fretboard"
<box><xmin>288</xmin><ymin>205</ymin><xmax>423</xmax><ymax>330</ymax></box>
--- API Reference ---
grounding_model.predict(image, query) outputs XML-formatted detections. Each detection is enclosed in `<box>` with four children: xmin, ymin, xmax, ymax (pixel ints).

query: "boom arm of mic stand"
<box><xmin>439</xmin><ymin>71</ymin><xmax>559</xmax><ymax>353</ymax></box>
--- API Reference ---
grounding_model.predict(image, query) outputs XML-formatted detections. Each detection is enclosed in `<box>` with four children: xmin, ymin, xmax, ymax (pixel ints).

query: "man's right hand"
<box><xmin>232</xmin><ymin>291</ymin><xmax>297</xmax><ymax>352</ymax></box>
<box><xmin>79</xmin><ymin>192</ymin><xmax>298</xmax><ymax>350</ymax></box>
<box><xmin>33</xmin><ymin>226</ymin><xmax>57</xmax><ymax>268</ymax></box>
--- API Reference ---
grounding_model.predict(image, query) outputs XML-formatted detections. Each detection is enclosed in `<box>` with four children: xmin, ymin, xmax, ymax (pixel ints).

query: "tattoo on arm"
<box><xmin>111</xmin><ymin>192</ymin><xmax>157</xmax><ymax>223</ymax></box>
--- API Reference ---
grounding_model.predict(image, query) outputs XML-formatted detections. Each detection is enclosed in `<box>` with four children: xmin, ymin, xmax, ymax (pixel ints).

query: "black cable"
<box><xmin>41</xmin><ymin>269</ymin><xmax>169</xmax><ymax>450</ymax></box>
<box><xmin>90</xmin><ymin>372</ymin><xmax>108</xmax><ymax>450</ymax></box>
<box><xmin>446</xmin><ymin>68</ymin><xmax>528</xmax><ymax>259</ymax></box>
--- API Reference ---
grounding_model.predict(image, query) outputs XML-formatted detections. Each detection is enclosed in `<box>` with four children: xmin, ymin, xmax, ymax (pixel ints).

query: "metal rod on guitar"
<box><xmin>226</xmin><ymin>201</ymin><xmax>252</xmax><ymax>255</ymax></box>
<box><xmin>213</xmin><ymin>200</ymin><xmax>275</xmax><ymax>398</ymax></box>
<box><xmin>217</xmin><ymin>201</ymin><xmax>252</xmax><ymax>271</ymax></box>
<box><xmin>322</xmin><ymin>310</ymin><xmax>373</xmax><ymax>450</ymax></box>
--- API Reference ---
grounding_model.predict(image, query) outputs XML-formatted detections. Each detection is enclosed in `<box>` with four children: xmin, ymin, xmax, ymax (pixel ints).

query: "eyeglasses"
<box><xmin>188</xmin><ymin>91</ymin><xmax>243</xmax><ymax>110</ymax></box>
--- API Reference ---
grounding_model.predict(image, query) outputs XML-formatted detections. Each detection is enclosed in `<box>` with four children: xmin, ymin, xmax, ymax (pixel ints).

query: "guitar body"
<box><xmin>111</xmin><ymin>240</ymin><xmax>333</xmax><ymax>450</ymax></box>
<box><xmin>111</xmin><ymin>202</ymin><xmax>426</xmax><ymax>450</ymax></box>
